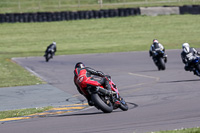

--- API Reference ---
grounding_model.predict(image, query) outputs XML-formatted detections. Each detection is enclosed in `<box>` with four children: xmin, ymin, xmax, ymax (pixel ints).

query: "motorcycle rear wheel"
<box><xmin>91</xmin><ymin>93</ymin><xmax>113</xmax><ymax>113</ymax></box>
<box><xmin>195</xmin><ymin>64</ymin><xmax>200</xmax><ymax>76</ymax></box>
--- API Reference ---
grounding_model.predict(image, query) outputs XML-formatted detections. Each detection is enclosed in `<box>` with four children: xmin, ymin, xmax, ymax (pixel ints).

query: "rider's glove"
<box><xmin>105</xmin><ymin>75</ymin><xmax>111</xmax><ymax>81</ymax></box>
<box><xmin>152</xmin><ymin>51</ymin><xmax>157</xmax><ymax>57</ymax></box>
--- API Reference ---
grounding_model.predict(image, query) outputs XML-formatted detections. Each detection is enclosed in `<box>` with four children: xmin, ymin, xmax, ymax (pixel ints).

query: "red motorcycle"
<box><xmin>83</xmin><ymin>75</ymin><xmax>128</xmax><ymax>113</ymax></box>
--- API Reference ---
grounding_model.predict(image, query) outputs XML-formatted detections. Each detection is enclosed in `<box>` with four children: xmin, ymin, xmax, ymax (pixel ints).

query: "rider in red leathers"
<box><xmin>74</xmin><ymin>62</ymin><xmax>113</xmax><ymax>106</ymax></box>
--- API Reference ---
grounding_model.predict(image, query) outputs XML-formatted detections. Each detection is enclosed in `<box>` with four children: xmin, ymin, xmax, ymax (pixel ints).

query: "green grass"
<box><xmin>0</xmin><ymin>58</ymin><xmax>45</xmax><ymax>87</ymax></box>
<box><xmin>151</xmin><ymin>127</ymin><xmax>200</xmax><ymax>133</ymax></box>
<box><xmin>0</xmin><ymin>106</ymin><xmax>53</xmax><ymax>119</ymax></box>
<box><xmin>0</xmin><ymin>14</ymin><xmax>200</xmax><ymax>87</ymax></box>
<box><xmin>0</xmin><ymin>0</ymin><xmax>200</xmax><ymax>13</ymax></box>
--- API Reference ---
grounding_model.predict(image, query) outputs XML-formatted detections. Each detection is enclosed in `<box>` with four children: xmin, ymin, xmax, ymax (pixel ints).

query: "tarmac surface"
<box><xmin>0</xmin><ymin>84</ymin><xmax>80</xmax><ymax>111</ymax></box>
<box><xmin>1</xmin><ymin>50</ymin><xmax>200</xmax><ymax>133</ymax></box>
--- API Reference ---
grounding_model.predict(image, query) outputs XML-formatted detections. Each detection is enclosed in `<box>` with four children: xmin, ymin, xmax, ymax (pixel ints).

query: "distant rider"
<box><xmin>181</xmin><ymin>43</ymin><xmax>200</xmax><ymax>75</ymax></box>
<box><xmin>73</xmin><ymin>62</ymin><xmax>119</xmax><ymax>106</ymax></box>
<box><xmin>149</xmin><ymin>39</ymin><xmax>167</xmax><ymax>63</ymax></box>
<box><xmin>44</xmin><ymin>42</ymin><xmax>57</xmax><ymax>57</ymax></box>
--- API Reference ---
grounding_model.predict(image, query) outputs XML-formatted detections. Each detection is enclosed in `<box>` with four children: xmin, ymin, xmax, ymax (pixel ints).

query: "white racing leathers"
<box><xmin>181</xmin><ymin>47</ymin><xmax>200</xmax><ymax>71</ymax></box>
<box><xmin>150</xmin><ymin>43</ymin><xmax>164</xmax><ymax>53</ymax></box>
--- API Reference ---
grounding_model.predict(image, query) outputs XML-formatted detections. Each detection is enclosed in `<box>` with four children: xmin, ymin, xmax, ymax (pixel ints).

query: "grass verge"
<box><xmin>151</xmin><ymin>127</ymin><xmax>200</xmax><ymax>133</ymax></box>
<box><xmin>0</xmin><ymin>106</ymin><xmax>53</xmax><ymax>120</ymax></box>
<box><xmin>0</xmin><ymin>57</ymin><xmax>45</xmax><ymax>87</ymax></box>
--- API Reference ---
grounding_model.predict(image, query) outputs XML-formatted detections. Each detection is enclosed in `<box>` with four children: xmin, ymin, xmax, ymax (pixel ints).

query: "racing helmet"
<box><xmin>153</xmin><ymin>39</ymin><xmax>159</xmax><ymax>44</ymax></box>
<box><xmin>53</xmin><ymin>42</ymin><xmax>56</xmax><ymax>45</ymax></box>
<box><xmin>75</xmin><ymin>62</ymin><xmax>85</xmax><ymax>69</ymax></box>
<box><xmin>153</xmin><ymin>39</ymin><xmax>159</xmax><ymax>46</ymax></box>
<box><xmin>182</xmin><ymin>43</ymin><xmax>190</xmax><ymax>53</ymax></box>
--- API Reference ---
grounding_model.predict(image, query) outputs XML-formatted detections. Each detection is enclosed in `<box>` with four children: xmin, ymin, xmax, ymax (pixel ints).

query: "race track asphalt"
<box><xmin>0</xmin><ymin>84</ymin><xmax>80</xmax><ymax>111</ymax></box>
<box><xmin>1</xmin><ymin>49</ymin><xmax>200</xmax><ymax>133</ymax></box>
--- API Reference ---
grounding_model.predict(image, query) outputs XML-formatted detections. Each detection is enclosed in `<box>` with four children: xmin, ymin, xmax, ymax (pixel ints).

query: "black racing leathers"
<box><xmin>45</xmin><ymin>43</ymin><xmax>57</xmax><ymax>55</ymax></box>
<box><xmin>74</xmin><ymin>67</ymin><xmax>105</xmax><ymax>78</ymax></box>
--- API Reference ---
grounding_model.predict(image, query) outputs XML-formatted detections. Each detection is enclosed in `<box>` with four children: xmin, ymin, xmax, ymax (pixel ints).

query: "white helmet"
<box><xmin>153</xmin><ymin>39</ymin><xmax>159</xmax><ymax>43</ymax></box>
<box><xmin>53</xmin><ymin>42</ymin><xmax>56</xmax><ymax>45</ymax></box>
<box><xmin>182</xmin><ymin>43</ymin><xmax>190</xmax><ymax>53</ymax></box>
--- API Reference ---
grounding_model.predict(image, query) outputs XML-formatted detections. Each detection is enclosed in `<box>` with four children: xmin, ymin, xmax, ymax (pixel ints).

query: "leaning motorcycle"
<box><xmin>152</xmin><ymin>48</ymin><xmax>166</xmax><ymax>70</ymax></box>
<box><xmin>82</xmin><ymin>76</ymin><xmax>128</xmax><ymax>113</ymax></box>
<box><xmin>189</xmin><ymin>57</ymin><xmax>200</xmax><ymax>77</ymax></box>
<box><xmin>44</xmin><ymin>48</ymin><xmax>54</xmax><ymax>62</ymax></box>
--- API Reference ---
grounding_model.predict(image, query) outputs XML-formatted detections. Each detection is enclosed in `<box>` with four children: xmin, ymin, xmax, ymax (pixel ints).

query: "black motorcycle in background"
<box><xmin>151</xmin><ymin>48</ymin><xmax>167</xmax><ymax>71</ymax></box>
<box><xmin>44</xmin><ymin>48</ymin><xmax>55</xmax><ymax>62</ymax></box>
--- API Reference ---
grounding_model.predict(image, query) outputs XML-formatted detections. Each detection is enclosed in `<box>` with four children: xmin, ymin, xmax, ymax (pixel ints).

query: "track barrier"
<box><xmin>0</xmin><ymin>5</ymin><xmax>199</xmax><ymax>23</ymax></box>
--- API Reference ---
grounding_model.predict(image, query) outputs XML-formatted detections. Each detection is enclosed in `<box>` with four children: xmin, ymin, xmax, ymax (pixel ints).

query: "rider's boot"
<box><xmin>88</xmin><ymin>100</ymin><xmax>94</xmax><ymax>106</ymax></box>
<box><xmin>104</xmin><ymin>80</ymin><xmax>112</xmax><ymax>93</ymax></box>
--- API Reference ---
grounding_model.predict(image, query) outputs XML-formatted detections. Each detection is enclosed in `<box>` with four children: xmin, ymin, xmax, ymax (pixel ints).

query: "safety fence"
<box><xmin>0</xmin><ymin>0</ymin><xmax>199</xmax><ymax>10</ymax></box>
<box><xmin>0</xmin><ymin>5</ymin><xmax>200</xmax><ymax>23</ymax></box>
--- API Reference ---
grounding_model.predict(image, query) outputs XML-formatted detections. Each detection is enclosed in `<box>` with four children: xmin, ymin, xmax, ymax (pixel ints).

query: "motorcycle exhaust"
<box><xmin>96</xmin><ymin>87</ymin><xmax>116</xmax><ymax>96</ymax></box>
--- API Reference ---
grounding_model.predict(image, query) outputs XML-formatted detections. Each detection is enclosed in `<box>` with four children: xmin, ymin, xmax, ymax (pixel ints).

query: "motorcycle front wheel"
<box><xmin>158</xmin><ymin>57</ymin><xmax>166</xmax><ymax>70</ymax></box>
<box><xmin>91</xmin><ymin>93</ymin><xmax>113</xmax><ymax>113</ymax></box>
<box><xmin>45</xmin><ymin>53</ymin><xmax>51</xmax><ymax>62</ymax></box>
<box><xmin>119</xmin><ymin>99</ymin><xmax>128</xmax><ymax>111</ymax></box>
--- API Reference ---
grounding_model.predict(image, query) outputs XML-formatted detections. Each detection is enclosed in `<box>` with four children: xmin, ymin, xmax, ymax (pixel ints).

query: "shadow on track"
<box><xmin>51</xmin><ymin>102</ymin><xmax>138</xmax><ymax>118</ymax></box>
<box><xmin>159</xmin><ymin>79</ymin><xmax>200</xmax><ymax>84</ymax></box>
